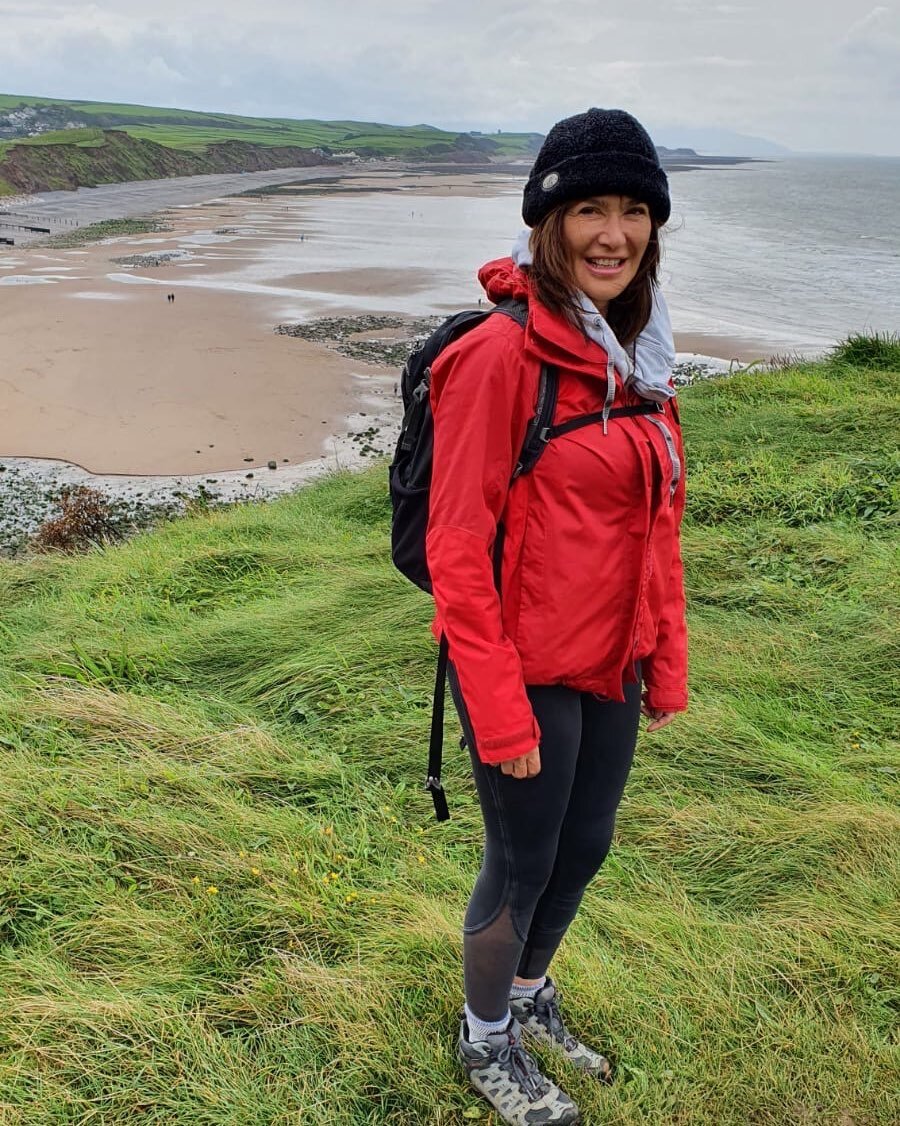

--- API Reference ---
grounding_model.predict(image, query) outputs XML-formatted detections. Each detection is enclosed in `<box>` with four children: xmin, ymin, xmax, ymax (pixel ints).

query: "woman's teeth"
<box><xmin>588</xmin><ymin>258</ymin><xmax>624</xmax><ymax>267</ymax></box>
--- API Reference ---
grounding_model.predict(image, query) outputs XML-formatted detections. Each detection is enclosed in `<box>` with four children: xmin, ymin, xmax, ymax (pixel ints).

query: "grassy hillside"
<box><xmin>0</xmin><ymin>341</ymin><xmax>897</xmax><ymax>1123</ymax></box>
<box><xmin>0</xmin><ymin>94</ymin><xmax>542</xmax><ymax>194</ymax></box>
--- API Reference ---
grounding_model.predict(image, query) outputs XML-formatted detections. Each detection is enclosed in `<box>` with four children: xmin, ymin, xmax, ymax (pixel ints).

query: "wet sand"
<box><xmin>0</xmin><ymin>271</ymin><xmax>387</xmax><ymax>476</ymax></box>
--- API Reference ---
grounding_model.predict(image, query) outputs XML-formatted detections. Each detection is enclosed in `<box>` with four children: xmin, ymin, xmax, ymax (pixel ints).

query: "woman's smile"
<box><xmin>584</xmin><ymin>256</ymin><xmax>627</xmax><ymax>277</ymax></box>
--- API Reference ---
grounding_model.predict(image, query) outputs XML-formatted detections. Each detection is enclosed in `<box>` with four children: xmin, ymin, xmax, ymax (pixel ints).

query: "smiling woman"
<box><xmin>416</xmin><ymin>108</ymin><xmax>690</xmax><ymax>1125</ymax></box>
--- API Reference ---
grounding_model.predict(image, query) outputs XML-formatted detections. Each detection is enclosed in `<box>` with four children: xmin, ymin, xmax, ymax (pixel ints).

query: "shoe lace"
<box><xmin>534</xmin><ymin>992</ymin><xmax>578</xmax><ymax>1052</ymax></box>
<box><xmin>495</xmin><ymin>1031</ymin><xmax>551</xmax><ymax>1102</ymax></box>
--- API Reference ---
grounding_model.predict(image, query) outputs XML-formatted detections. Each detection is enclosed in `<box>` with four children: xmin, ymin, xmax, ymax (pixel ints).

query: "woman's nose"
<box><xmin>593</xmin><ymin>214</ymin><xmax>627</xmax><ymax>247</ymax></box>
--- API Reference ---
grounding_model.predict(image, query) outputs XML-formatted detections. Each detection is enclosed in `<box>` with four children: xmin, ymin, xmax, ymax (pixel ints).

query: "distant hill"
<box><xmin>0</xmin><ymin>94</ymin><xmax>544</xmax><ymax>195</ymax></box>
<box><xmin>650</xmin><ymin>124</ymin><xmax>792</xmax><ymax>158</ymax></box>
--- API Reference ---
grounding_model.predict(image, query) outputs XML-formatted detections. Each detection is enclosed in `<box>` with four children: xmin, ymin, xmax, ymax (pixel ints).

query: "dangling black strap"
<box><xmin>425</xmin><ymin>632</ymin><xmax>451</xmax><ymax>821</ymax></box>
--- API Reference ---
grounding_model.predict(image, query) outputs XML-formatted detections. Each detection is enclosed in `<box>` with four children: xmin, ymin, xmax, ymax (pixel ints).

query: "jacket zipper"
<box><xmin>645</xmin><ymin>415</ymin><xmax>681</xmax><ymax>505</ymax></box>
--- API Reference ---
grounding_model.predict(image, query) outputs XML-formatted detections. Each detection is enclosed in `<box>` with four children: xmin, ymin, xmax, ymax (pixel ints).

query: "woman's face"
<box><xmin>561</xmin><ymin>195</ymin><xmax>653</xmax><ymax>314</ymax></box>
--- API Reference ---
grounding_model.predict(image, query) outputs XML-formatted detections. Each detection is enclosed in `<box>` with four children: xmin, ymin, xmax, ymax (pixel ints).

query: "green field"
<box><xmin>0</xmin><ymin>94</ymin><xmax>541</xmax><ymax>158</ymax></box>
<box><xmin>0</xmin><ymin>338</ymin><xmax>897</xmax><ymax>1123</ymax></box>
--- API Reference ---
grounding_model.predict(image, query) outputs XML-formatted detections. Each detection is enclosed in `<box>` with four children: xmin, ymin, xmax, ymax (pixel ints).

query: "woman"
<box><xmin>425</xmin><ymin>108</ymin><xmax>689</xmax><ymax>1125</ymax></box>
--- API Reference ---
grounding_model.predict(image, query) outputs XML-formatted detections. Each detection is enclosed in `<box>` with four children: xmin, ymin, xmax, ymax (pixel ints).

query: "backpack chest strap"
<box><xmin>541</xmin><ymin>399</ymin><xmax>666</xmax><ymax>442</ymax></box>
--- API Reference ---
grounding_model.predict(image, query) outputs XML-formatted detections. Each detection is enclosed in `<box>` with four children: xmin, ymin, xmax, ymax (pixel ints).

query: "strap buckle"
<box><xmin>425</xmin><ymin>774</ymin><xmax>450</xmax><ymax>822</ymax></box>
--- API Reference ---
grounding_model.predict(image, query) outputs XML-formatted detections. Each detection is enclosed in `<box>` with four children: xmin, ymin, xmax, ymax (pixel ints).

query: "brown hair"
<box><xmin>528</xmin><ymin>204</ymin><xmax>662</xmax><ymax>348</ymax></box>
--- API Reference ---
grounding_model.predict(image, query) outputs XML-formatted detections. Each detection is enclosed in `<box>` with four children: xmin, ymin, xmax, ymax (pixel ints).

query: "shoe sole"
<box><xmin>461</xmin><ymin>1056</ymin><xmax>581</xmax><ymax>1125</ymax></box>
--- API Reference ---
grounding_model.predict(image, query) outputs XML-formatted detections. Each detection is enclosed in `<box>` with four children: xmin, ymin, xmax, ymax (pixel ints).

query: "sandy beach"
<box><xmin>0</xmin><ymin>167</ymin><xmax>771</xmax><ymax>555</ymax></box>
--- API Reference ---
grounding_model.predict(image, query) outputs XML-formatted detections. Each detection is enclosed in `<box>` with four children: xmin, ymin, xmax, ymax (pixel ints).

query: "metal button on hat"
<box><xmin>541</xmin><ymin>172</ymin><xmax>560</xmax><ymax>191</ymax></box>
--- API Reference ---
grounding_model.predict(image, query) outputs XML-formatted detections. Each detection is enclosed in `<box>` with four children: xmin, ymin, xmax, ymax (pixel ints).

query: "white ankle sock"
<box><xmin>510</xmin><ymin>976</ymin><xmax>546</xmax><ymax>1000</ymax></box>
<box><xmin>464</xmin><ymin>1004</ymin><xmax>511</xmax><ymax>1044</ymax></box>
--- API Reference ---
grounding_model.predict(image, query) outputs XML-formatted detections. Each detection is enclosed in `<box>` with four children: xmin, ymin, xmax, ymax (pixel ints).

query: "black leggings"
<box><xmin>449</xmin><ymin>661</ymin><xmax>642</xmax><ymax>1022</ymax></box>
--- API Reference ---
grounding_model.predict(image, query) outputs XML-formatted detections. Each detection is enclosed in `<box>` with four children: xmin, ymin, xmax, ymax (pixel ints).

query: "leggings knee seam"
<box><xmin>464</xmin><ymin>760</ymin><xmax>529</xmax><ymax>943</ymax></box>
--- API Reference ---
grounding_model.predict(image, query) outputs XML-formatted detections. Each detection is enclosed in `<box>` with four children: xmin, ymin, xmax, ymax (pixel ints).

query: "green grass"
<box><xmin>0</xmin><ymin>346</ymin><xmax>897</xmax><ymax>1123</ymax></box>
<box><xmin>1</xmin><ymin>127</ymin><xmax>106</xmax><ymax>149</ymax></box>
<box><xmin>37</xmin><ymin>217</ymin><xmax>170</xmax><ymax>248</ymax></box>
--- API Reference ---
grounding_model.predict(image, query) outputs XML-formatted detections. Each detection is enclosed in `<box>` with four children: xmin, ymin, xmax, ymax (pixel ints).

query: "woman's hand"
<box><xmin>499</xmin><ymin>746</ymin><xmax>542</xmax><ymax>779</ymax></box>
<box><xmin>640</xmin><ymin>699</ymin><xmax>677</xmax><ymax>732</ymax></box>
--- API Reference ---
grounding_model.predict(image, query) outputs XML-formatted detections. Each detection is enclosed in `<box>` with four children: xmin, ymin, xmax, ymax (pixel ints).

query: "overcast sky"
<box><xmin>2</xmin><ymin>1</ymin><xmax>898</xmax><ymax>156</ymax></box>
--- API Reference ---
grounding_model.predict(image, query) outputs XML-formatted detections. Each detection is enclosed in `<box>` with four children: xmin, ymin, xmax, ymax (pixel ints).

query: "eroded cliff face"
<box><xmin>0</xmin><ymin>130</ymin><xmax>328</xmax><ymax>194</ymax></box>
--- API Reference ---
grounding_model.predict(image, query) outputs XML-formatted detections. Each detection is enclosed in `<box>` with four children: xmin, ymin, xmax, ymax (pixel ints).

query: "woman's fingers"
<box><xmin>499</xmin><ymin>746</ymin><xmax>542</xmax><ymax>778</ymax></box>
<box><xmin>645</xmin><ymin>710</ymin><xmax>676</xmax><ymax>732</ymax></box>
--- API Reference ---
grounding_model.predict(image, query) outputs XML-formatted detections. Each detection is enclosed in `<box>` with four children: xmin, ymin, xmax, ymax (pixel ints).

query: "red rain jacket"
<box><xmin>425</xmin><ymin>257</ymin><xmax>689</xmax><ymax>765</ymax></box>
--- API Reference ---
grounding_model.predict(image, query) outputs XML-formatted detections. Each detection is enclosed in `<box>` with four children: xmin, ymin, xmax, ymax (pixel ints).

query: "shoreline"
<box><xmin>0</xmin><ymin>166</ymin><xmax>800</xmax><ymax>558</ymax></box>
<box><xmin>0</xmin><ymin>328</ymin><xmax>745</xmax><ymax>559</ymax></box>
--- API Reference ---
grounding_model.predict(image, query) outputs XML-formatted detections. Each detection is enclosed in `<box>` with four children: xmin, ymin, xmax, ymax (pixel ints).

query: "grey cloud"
<box><xmin>1</xmin><ymin>0</ymin><xmax>897</xmax><ymax>154</ymax></box>
<box><xmin>839</xmin><ymin>6</ymin><xmax>900</xmax><ymax>96</ymax></box>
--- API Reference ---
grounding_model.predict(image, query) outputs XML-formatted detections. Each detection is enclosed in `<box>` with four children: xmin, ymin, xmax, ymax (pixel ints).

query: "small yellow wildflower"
<box><xmin>291</xmin><ymin>867</ymin><xmax>299</xmax><ymax>875</ymax></box>
<box><xmin>323</xmin><ymin>826</ymin><xmax>333</xmax><ymax>836</ymax></box>
<box><xmin>251</xmin><ymin>867</ymin><xmax>262</xmax><ymax>877</ymax></box>
<box><xmin>206</xmin><ymin>886</ymin><xmax>219</xmax><ymax>896</ymax></box>
<box><xmin>191</xmin><ymin>876</ymin><xmax>201</xmax><ymax>885</ymax></box>
<box><xmin>238</xmin><ymin>849</ymin><xmax>247</xmax><ymax>858</ymax></box>
<box><xmin>345</xmin><ymin>892</ymin><xmax>358</xmax><ymax>904</ymax></box>
<box><xmin>417</xmin><ymin>855</ymin><xmax>426</xmax><ymax>866</ymax></box>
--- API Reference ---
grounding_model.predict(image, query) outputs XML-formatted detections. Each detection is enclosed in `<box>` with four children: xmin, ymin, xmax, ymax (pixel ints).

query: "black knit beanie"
<box><xmin>522</xmin><ymin>107</ymin><xmax>670</xmax><ymax>227</ymax></box>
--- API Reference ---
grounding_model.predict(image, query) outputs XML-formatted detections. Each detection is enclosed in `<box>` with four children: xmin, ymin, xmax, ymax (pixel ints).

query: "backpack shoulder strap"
<box><xmin>490</xmin><ymin>297</ymin><xmax>529</xmax><ymax>329</ymax></box>
<box><xmin>512</xmin><ymin>364</ymin><xmax>559</xmax><ymax>480</ymax></box>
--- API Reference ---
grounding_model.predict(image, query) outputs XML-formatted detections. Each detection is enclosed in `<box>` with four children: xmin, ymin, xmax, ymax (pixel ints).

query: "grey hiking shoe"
<box><xmin>510</xmin><ymin>978</ymin><xmax>614</xmax><ymax>1083</ymax></box>
<box><xmin>458</xmin><ymin>1015</ymin><xmax>581</xmax><ymax>1125</ymax></box>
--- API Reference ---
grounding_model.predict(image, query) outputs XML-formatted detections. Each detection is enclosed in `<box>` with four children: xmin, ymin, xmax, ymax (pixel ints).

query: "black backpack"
<box><xmin>388</xmin><ymin>297</ymin><xmax>665</xmax><ymax>820</ymax></box>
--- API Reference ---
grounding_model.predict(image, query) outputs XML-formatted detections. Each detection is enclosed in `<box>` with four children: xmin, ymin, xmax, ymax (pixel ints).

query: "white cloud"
<box><xmin>0</xmin><ymin>0</ymin><xmax>897</xmax><ymax>154</ymax></box>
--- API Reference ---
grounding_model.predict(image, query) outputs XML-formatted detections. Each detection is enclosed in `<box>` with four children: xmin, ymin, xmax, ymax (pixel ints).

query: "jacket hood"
<box><xmin>478</xmin><ymin>256</ymin><xmax>531</xmax><ymax>305</ymax></box>
<box><xmin>477</xmin><ymin>255</ymin><xmax>617</xmax><ymax>377</ymax></box>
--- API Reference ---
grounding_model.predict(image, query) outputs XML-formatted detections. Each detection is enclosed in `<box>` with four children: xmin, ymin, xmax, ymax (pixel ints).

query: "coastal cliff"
<box><xmin>0</xmin><ymin>129</ymin><xmax>328</xmax><ymax>194</ymax></box>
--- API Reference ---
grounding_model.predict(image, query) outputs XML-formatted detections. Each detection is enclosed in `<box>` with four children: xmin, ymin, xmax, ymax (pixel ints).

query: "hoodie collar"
<box><xmin>510</xmin><ymin>228</ymin><xmax>675</xmax><ymax>402</ymax></box>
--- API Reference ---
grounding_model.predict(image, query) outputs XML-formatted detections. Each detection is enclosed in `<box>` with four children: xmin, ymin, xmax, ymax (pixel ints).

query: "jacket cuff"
<box><xmin>642</xmin><ymin>686</ymin><xmax>688</xmax><ymax>713</ymax></box>
<box><xmin>477</xmin><ymin>716</ymin><xmax>542</xmax><ymax>765</ymax></box>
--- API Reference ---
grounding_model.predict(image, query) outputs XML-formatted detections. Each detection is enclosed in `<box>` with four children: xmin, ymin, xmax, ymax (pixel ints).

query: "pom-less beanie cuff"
<box><xmin>523</xmin><ymin>108</ymin><xmax>671</xmax><ymax>227</ymax></box>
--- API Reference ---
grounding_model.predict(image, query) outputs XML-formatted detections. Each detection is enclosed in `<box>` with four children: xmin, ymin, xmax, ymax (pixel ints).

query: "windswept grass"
<box><xmin>0</xmin><ymin>347</ymin><xmax>897</xmax><ymax>1123</ymax></box>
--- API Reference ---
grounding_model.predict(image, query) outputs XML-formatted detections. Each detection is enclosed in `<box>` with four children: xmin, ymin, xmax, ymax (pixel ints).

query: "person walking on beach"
<box><xmin>425</xmin><ymin>108</ymin><xmax>689</xmax><ymax>1125</ymax></box>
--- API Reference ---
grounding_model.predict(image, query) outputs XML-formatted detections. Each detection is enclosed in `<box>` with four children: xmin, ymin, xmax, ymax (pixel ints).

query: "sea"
<box><xmin>254</xmin><ymin>155</ymin><xmax>899</xmax><ymax>358</ymax></box>
<box><xmin>6</xmin><ymin>155</ymin><xmax>896</xmax><ymax>358</ymax></box>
